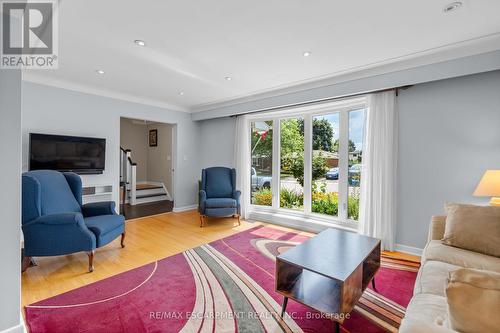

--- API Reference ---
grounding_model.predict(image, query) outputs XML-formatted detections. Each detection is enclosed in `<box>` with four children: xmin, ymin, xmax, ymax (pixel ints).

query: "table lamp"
<box><xmin>473</xmin><ymin>170</ymin><xmax>500</xmax><ymax>206</ymax></box>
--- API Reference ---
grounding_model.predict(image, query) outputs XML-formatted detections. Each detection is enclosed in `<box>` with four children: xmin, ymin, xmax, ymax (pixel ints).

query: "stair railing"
<box><xmin>130</xmin><ymin>160</ymin><xmax>137</xmax><ymax>205</ymax></box>
<box><xmin>120</xmin><ymin>147</ymin><xmax>138</xmax><ymax>205</ymax></box>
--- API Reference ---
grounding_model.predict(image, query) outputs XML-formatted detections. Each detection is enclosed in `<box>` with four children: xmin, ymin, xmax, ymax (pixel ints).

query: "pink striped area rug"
<box><xmin>25</xmin><ymin>226</ymin><xmax>418</xmax><ymax>332</ymax></box>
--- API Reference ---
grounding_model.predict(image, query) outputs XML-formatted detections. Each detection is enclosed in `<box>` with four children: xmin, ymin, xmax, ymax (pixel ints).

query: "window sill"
<box><xmin>248</xmin><ymin>207</ymin><xmax>359</xmax><ymax>234</ymax></box>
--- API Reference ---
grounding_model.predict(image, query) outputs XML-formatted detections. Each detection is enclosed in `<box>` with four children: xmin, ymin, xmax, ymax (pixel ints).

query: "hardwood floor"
<box><xmin>22</xmin><ymin>211</ymin><xmax>260</xmax><ymax>306</ymax></box>
<box><xmin>21</xmin><ymin>210</ymin><xmax>419</xmax><ymax>307</ymax></box>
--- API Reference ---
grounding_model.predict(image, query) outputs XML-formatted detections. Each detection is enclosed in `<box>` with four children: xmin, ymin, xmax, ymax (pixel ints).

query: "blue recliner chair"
<box><xmin>198</xmin><ymin>167</ymin><xmax>241</xmax><ymax>227</ymax></box>
<box><xmin>22</xmin><ymin>170</ymin><xmax>125</xmax><ymax>272</ymax></box>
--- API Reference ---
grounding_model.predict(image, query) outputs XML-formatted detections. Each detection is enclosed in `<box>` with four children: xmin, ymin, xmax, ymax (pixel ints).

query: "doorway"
<box><xmin>119</xmin><ymin>117</ymin><xmax>175</xmax><ymax>219</ymax></box>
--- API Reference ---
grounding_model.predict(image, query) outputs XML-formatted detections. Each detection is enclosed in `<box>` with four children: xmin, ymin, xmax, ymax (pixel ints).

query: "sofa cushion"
<box><xmin>414</xmin><ymin>261</ymin><xmax>462</xmax><ymax>297</ymax></box>
<box><xmin>399</xmin><ymin>318</ymin><xmax>456</xmax><ymax>333</ymax></box>
<box><xmin>84</xmin><ymin>214</ymin><xmax>125</xmax><ymax>238</ymax></box>
<box><xmin>205</xmin><ymin>198</ymin><xmax>237</xmax><ymax>208</ymax></box>
<box><xmin>403</xmin><ymin>293</ymin><xmax>449</xmax><ymax>329</ymax></box>
<box><xmin>443</xmin><ymin>203</ymin><xmax>500</xmax><ymax>257</ymax></box>
<box><xmin>446</xmin><ymin>268</ymin><xmax>500</xmax><ymax>333</ymax></box>
<box><xmin>423</xmin><ymin>240</ymin><xmax>500</xmax><ymax>273</ymax></box>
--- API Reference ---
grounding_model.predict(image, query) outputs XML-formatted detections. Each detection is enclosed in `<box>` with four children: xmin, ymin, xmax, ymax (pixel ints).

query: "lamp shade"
<box><xmin>473</xmin><ymin>170</ymin><xmax>500</xmax><ymax>196</ymax></box>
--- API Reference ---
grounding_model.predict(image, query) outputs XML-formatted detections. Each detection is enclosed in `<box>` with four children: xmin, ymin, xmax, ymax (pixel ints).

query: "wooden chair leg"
<box><xmin>121</xmin><ymin>232</ymin><xmax>126</xmax><ymax>248</ymax></box>
<box><xmin>22</xmin><ymin>256</ymin><xmax>32</xmax><ymax>273</ymax></box>
<box><xmin>237</xmin><ymin>214</ymin><xmax>241</xmax><ymax>226</ymax></box>
<box><xmin>87</xmin><ymin>250</ymin><xmax>95</xmax><ymax>273</ymax></box>
<box><xmin>200</xmin><ymin>215</ymin><xmax>204</xmax><ymax>228</ymax></box>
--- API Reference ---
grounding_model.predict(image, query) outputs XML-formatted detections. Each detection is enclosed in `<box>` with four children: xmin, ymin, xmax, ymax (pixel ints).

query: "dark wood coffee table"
<box><xmin>275</xmin><ymin>228</ymin><xmax>381</xmax><ymax>332</ymax></box>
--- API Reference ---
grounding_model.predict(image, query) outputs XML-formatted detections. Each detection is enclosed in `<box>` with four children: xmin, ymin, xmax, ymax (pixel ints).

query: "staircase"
<box><xmin>120</xmin><ymin>147</ymin><xmax>171</xmax><ymax>206</ymax></box>
<box><xmin>134</xmin><ymin>183</ymin><xmax>170</xmax><ymax>204</ymax></box>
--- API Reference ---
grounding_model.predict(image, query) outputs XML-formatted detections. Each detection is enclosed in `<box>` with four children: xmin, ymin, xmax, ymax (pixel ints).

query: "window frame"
<box><xmin>248</xmin><ymin>97</ymin><xmax>367</xmax><ymax>230</ymax></box>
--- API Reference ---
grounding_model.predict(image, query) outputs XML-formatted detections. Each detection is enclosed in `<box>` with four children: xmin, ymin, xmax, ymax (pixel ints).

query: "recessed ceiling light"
<box><xmin>225</xmin><ymin>76</ymin><xmax>232</xmax><ymax>81</ymax></box>
<box><xmin>443</xmin><ymin>2</ymin><xmax>462</xmax><ymax>13</ymax></box>
<box><xmin>178</xmin><ymin>91</ymin><xmax>185</xmax><ymax>96</ymax></box>
<box><xmin>303</xmin><ymin>51</ymin><xmax>311</xmax><ymax>57</ymax></box>
<box><xmin>134</xmin><ymin>40</ymin><xmax>146</xmax><ymax>46</ymax></box>
<box><xmin>95</xmin><ymin>69</ymin><xmax>105</xmax><ymax>75</ymax></box>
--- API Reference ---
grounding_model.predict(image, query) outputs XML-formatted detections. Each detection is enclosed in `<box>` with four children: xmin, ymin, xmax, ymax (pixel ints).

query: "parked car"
<box><xmin>325</xmin><ymin>167</ymin><xmax>339</xmax><ymax>180</ymax></box>
<box><xmin>349</xmin><ymin>164</ymin><xmax>362</xmax><ymax>174</ymax></box>
<box><xmin>349</xmin><ymin>164</ymin><xmax>362</xmax><ymax>186</ymax></box>
<box><xmin>325</xmin><ymin>164</ymin><xmax>362</xmax><ymax>184</ymax></box>
<box><xmin>251</xmin><ymin>167</ymin><xmax>272</xmax><ymax>190</ymax></box>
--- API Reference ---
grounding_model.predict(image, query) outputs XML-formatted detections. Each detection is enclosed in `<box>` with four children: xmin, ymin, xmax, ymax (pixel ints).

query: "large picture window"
<box><xmin>248</xmin><ymin>97</ymin><xmax>367</xmax><ymax>227</ymax></box>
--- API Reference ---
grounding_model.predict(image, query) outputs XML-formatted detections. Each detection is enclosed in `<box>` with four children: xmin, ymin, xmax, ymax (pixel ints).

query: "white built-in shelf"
<box><xmin>82</xmin><ymin>184</ymin><xmax>113</xmax><ymax>204</ymax></box>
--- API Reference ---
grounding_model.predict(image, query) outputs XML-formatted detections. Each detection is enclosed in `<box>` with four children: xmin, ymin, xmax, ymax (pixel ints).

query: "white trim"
<box><xmin>245</xmin><ymin>97</ymin><xmax>367</xmax><ymax>120</ymax></box>
<box><xmin>22</xmin><ymin>73</ymin><xmax>189</xmax><ymax>113</ymax></box>
<box><xmin>303</xmin><ymin>114</ymin><xmax>312</xmax><ymax>213</ymax></box>
<box><xmin>20</xmin><ymin>309</ymin><xmax>27</xmax><ymax>333</ymax></box>
<box><xmin>271</xmin><ymin>119</ymin><xmax>280</xmax><ymax>209</ymax></box>
<box><xmin>395</xmin><ymin>243</ymin><xmax>423</xmax><ymax>256</ymax></box>
<box><xmin>0</xmin><ymin>323</ymin><xmax>25</xmax><ymax>333</ymax></box>
<box><xmin>191</xmin><ymin>33</ymin><xmax>500</xmax><ymax>113</ymax></box>
<box><xmin>338</xmin><ymin>109</ymin><xmax>349</xmax><ymax>220</ymax></box>
<box><xmin>172</xmin><ymin>204</ymin><xmax>198</xmax><ymax>213</ymax></box>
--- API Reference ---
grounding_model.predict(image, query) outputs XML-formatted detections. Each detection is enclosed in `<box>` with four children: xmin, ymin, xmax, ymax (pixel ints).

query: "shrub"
<box><xmin>312</xmin><ymin>191</ymin><xmax>338</xmax><ymax>216</ymax></box>
<box><xmin>252</xmin><ymin>188</ymin><xmax>272</xmax><ymax>206</ymax></box>
<box><xmin>280</xmin><ymin>155</ymin><xmax>295</xmax><ymax>175</ymax></box>
<box><xmin>311</xmin><ymin>191</ymin><xmax>360</xmax><ymax>220</ymax></box>
<box><xmin>348</xmin><ymin>195</ymin><xmax>360</xmax><ymax>220</ymax></box>
<box><xmin>280</xmin><ymin>188</ymin><xmax>303</xmax><ymax>209</ymax></box>
<box><xmin>252</xmin><ymin>187</ymin><xmax>360</xmax><ymax>221</ymax></box>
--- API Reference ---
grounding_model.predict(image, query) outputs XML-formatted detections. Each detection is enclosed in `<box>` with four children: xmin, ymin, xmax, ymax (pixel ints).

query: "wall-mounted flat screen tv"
<box><xmin>29</xmin><ymin>133</ymin><xmax>106</xmax><ymax>174</ymax></box>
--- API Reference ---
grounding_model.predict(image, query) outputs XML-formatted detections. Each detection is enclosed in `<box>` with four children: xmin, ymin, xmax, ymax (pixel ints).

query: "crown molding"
<box><xmin>191</xmin><ymin>32</ymin><xmax>500</xmax><ymax>114</ymax></box>
<box><xmin>192</xmin><ymin>49</ymin><xmax>500</xmax><ymax>121</ymax></box>
<box><xmin>21</xmin><ymin>73</ymin><xmax>190</xmax><ymax>113</ymax></box>
<box><xmin>20</xmin><ymin>32</ymin><xmax>500</xmax><ymax>117</ymax></box>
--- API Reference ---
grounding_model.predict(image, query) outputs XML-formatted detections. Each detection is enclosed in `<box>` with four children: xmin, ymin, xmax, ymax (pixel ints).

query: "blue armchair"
<box><xmin>22</xmin><ymin>170</ymin><xmax>125</xmax><ymax>272</ymax></box>
<box><xmin>198</xmin><ymin>167</ymin><xmax>241</xmax><ymax>227</ymax></box>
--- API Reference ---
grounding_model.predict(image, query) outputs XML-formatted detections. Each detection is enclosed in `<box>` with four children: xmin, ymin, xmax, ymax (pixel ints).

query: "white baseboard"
<box><xmin>395</xmin><ymin>243</ymin><xmax>423</xmax><ymax>256</ymax></box>
<box><xmin>1</xmin><ymin>323</ymin><xmax>26</xmax><ymax>333</ymax></box>
<box><xmin>173</xmin><ymin>204</ymin><xmax>197</xmax><ymax>213</ymax></box>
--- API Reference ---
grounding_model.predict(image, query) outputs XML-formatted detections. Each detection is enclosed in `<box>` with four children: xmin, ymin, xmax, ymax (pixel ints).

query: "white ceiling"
<box><xmin>22</xmin><ymin>0</ymin><xmax>500</xmax><ymax>113</ymax></box>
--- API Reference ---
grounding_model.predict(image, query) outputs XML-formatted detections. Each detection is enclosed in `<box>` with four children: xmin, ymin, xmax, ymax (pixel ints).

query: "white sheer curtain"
<box><xmin>234</xmin><ymin>115</ymin><xmax>251</xmax><ymax>219</ymax></box>
<box><xmin>359</xmin><ymin>91</ymin><xmax>398</xmax><ymax>251</ymax></box>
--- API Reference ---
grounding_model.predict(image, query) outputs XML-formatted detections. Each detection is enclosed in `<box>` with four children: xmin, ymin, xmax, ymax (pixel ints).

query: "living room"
<box><xmin>1</xmin><ymin>1</ymin><xmax>500</xmax><ymax>333</ymax></box>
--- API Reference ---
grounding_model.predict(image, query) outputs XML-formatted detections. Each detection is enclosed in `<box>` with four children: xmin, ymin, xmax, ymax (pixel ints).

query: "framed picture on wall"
<box><xmin>149</xmin><ymin>129</ymin><xmax>158</xmax><ymax>147</ymax></box>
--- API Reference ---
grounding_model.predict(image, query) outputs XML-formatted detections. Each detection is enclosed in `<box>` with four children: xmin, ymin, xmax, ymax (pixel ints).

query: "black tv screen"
<box><xmin>29</xmin><ymin>133</ymin><xmax>106</xmax><ymax>174</ymax></box>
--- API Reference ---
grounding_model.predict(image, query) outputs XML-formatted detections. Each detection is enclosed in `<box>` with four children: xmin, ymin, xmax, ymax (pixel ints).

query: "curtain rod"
<box><xmin>230</xmin><ymin>85</ymin><xmax>412</xmax><ymax>117</ymax></box>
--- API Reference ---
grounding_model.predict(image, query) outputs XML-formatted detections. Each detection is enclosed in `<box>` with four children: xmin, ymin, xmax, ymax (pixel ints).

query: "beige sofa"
<box><xmin>400</xmin><ymin>216</ymin><xmax>500</xmax><ymax>333</ymax></box>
